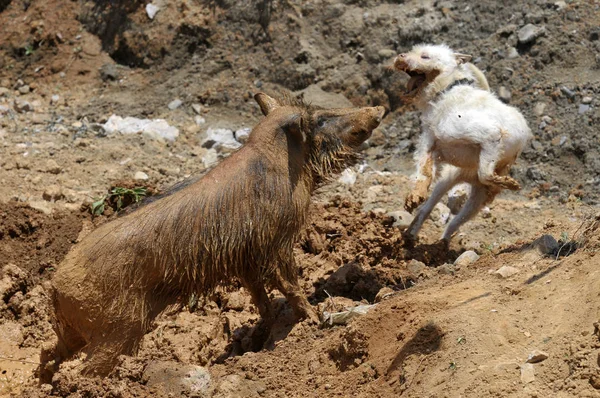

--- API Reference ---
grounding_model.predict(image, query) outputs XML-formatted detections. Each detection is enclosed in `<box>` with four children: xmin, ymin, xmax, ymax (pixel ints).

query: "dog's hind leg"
<box><xmin>478</xmin><ymin>134</ymin><xmax>520</xmax><ymax>191</ymax></box>
<box><xmin>441</xmin><ymin>184</ymin><xmax>489</xmax><ymax>241</ymax></box>
<box><xmin>405</xmin><ymin>167</ymin><xmax>461</xmax><ymax>241</ymax></box>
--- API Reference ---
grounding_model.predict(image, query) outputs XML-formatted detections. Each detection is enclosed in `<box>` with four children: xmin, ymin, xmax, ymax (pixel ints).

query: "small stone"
<box><xmin>146</xmin><ymin>3</ymin><xmax>160</xmax><ymax>19</ymax></box>
<box><xmin>375</xmin><ymin>287</ymin><xmax>395</xmax><ymax>302</ymax></box>
<box><xmin>533</xmin><ymin>102</ymin><xmax>546</xmax><ymax>116</ymax></box>
<box><xmin>168</xmin><ymin>99</ymin><xmax>183</xmax><ymax>110</ymax></box>
<box><xmin>377</xmin><ymin>49</ymin><xmax>396</xmax><ymax>59</ymax></box>
<box><xmin>447</xmin><ymin>184</ymin><xmax>469</xmax><ymax>214</ymax></box>
<box><xmin>498</xmin><ymin>86</ymin><xmax>511</xmax><ymax>103</ymax></box>
<box><xmin>533</xmin><ymin>234</ymin><xmax>558</xmax><ymax>255</ymax></box>
<box><xmin>13</xmin><ymin>99</ymin><xmax>33</xmax><ymax>113</ymax></box>
<box><xmin>554</xmin><ymin>1</ymin><xmax>567</xmax><ymax>10</ymax></box>
<box><xmin>28</xmin><ymin>200</ymin><xmax>52</xmax><ymax>215</ymax></box>
<box><xmin>42</xmin><ymin>185</ymin><xmax>64</xmax><ymax>201</ymax></box>
<box><xmin>579</xmin><ymin>104</ymin><xmax>590</xmax><ymax>114</ymax></box>
<box><xmin>431</xmin><ymin>203</ymin><xmax>451</xmax><ymax>226</ymax></box>
<box><xmin>507</xmin><ymin>47</ymin><xmax>519</xmax><ymax>59</ymax></box>
<box><xmin>338</xmin><ymin>168</ymin><xmax>357</xmax><ymax>185</ymax></box>
<box><xmin>224</xmin><ymin>291</ymin><xmax>246</xmax><ymax>311</ymax></box>
<box><xmin>495</xmin><ymin>265</ymin><xmax>519</xmax><ymax>279</ymax></box>
<box><xmin>541</xmin><ymin>115</ymin><xmax>552</xmax><ymax>124</ymax></box>
<box><xmin>560</xmin><ymin>86</ymin><xmax>576</xmax><ymax>99</ymax></box>
<box><xmin>202</xmin><ymin>148</ymin><xmax>219</xmax><ymax>168</ymax></box>
<box><xmin>191</xmin><ymin>103</ymin><xmax>203</xmax><ymax>115</ymax></box>
<box><xmin>407</xmin><ymin>259</ymin><xmax>426</xmax><ymax>278</ymax></box>
<box><xmin>520</xmin><ymin>363</ymin><xmax>535</xmax><ymax>384</ymax></box>
<box><xmin>50</xmin><ymin>94</ymin><xmax>60</xmax><ymax>105</ymax></box>
<box><xmin>195</xmin><ymin>116</ymin><xmax>206</xmax><ymax>126</ymax></box>
<box><xmin>0</xmin><ymin>87</ymin><xmax>10</xmax><ymax>97</ymax></box>
<box><xmin>14</xmin><ymin>79</ymin><xmax>24</xmax><ymax>89</ymax></box>
<box><xmin>99</xmin><ymin>63</ymin><xmax>119</xmax><ymax>81</ymax></box>
<box><xmin>0</xmin><ymin>105</ymin><xmax>11</xmax><ymax>115</ymax></box>
<box><xmin>18</xmin><ymin>85</ymin><xmax>30</xmax><ymax>94</ymax></box>
<box><xmin>45</xmin><ymin>159</ymin><xmax>62</xmax><ymax>174</ymax></box>
<box><xmin>590</xmin><ymin>374</ymin><xmax>600</xmax><ymax>390</ymax></box>
<box><xmin>387</xmin><ymin>210</ymin><xmax>414</xmax><ymax>229</ymax></box>
<box><xmin>438</xmin><ymin>263</ymin><xmax>455</xmax><ymax>275</ymax></box>
<box><xmin>518</xmin><ymin>24</ymin><xmax>546</xmax><ymax>44</ymax></box>
<box><xmin>526</xmin><ymin>350</ymin><xmax>549</xmax><ymax>363</ymax></box>
<box><xmin>582</xmin><ymin>96</ymin><xmax>593</xmax><ymax>104</ymax></box>
<box><xmin>454</xmin><ymin>251</ymin><xmax>480</xmax><ymax>267</ymax></box>
<box><xmin>134</xmin><ymin>171</ymin><xmax>149</xmax><ymax>181</ymax></box>
<box><xmin>234</xmin><ymin>127</ymin><xmax>251</xmax><ymax>144</ymax></box>
<box><xmin>202</xmin><ymin>128</ymin><xmax>241</xmax><ymax>152</ymax></box>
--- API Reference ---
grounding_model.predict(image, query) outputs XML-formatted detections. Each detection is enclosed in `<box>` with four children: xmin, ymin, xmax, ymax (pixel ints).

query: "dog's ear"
<box><xmin>454</xmin><ymin>53</ymin><xmax>472</xmax><ymax>64</ymax></box>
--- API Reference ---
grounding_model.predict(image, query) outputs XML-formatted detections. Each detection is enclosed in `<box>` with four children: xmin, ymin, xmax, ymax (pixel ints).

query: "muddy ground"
<box><xmin>1</xmin><ymin>0</ymin><xmax>600</xmax><ymax>397</ymax></box>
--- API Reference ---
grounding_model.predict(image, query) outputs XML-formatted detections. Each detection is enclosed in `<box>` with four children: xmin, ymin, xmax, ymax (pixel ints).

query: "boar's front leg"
<box><xmin>244</xmin><ymin>281</ymin><xmax>275</xmax><ymax>350</ymax></box>
<box><xmin>274</xmin><ymin>258</ymin><xmax>319</xmax><ymax>324</ymax></box>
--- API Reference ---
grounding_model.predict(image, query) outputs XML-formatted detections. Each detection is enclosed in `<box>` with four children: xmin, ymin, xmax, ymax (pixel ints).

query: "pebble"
<box><xmin>45</xmin><ymin>159</ymin><xmax>62</xmax><ymax>174</ymax></box>
<box><xmin>454</xmin><ymin>251</ymin><xmax>480</xmax><ymax>267</ymax></box>
<box><xmin>387</xmin><ymin>210</ymin><xmax>414</xmax><ymax>229</ymax></box>
<box><xmin>495</xmin><ymin>265</ymin><xmax>519</xmax><ymax>279</ymax></box>
<box><xmin>42</xmin><ymin>185</ymin><xmax>64</xmax><ymax>202</ymax></box>
<box><xmin>579</xmin><ymin>104</ymin><xmax>590</xmax><ymax>114</ymax></box>
<box><xmin>134</xmin><ymin>171</ymin><xmax>149</xmax><ymax>181</ymax></box>
<box><xmin>437</xmin><ymin>263</ymin><xmax>455</xmax><ymax>275</ymax></box>
<box><xmin>234</xmin><ymin>127</ymin><xmax>251</xmax><ymax>144</ymax></box>
<box><xmin>554</xmin><ymin>1</ymin><xmax>567</xmax><ymax>10</ymax></box>
<box><xmin>195</xmin><ymin>116</ymin><xmax>206</xmax><ymax>125</ymax></box>
<box><xmin>103</xmin><ymin>115</ymin><xmax>179</xmax><ymax>142</ymax></box>
<box><xmin>560</xmin><ymin>86</ymin><xmax>576</xmax><ymax>99</ymax></box>
<box><xmin>431</xmin><ymin>203</ymin><xmax>451</xmax><ymax>226</ymax></box>
<box><xmin>518</xmin><ymin>24</ymin><xmax>546</xmax><ymax>44</ymax></box>
<box><xmin>338</xmin><ymin>168</ymin><xmax>357</xmax><ymax>185</ymax></box>
<box><xmin>0</xmin><ymin>87</ymin><xmax>10</xmax><ymax>97</ymax></box>
<box><xmin>591</xmin><ymin>374</ymin><xmax>600</xmax><ymax>390</ymax></box>
<box><xmin>202</xmin><ymin>148</ymin><xmax>219</xmax><ymax>168</ymax></box>
<box><xmin>28</xmin><ymin>201</ymin><xmax>53</xmax><ymax>215</ymax></box>
<box><xmin>13</xmin><ymin>99</ymin><xmax>33</xmax><ymax>113</ymax></box>
<box><xmin>0</xmin><ymin>105</ymin><xmax>11</xmax><ymax>115</ymax></box>
<box><xmin>520</xmin><ymin>363</ymin><xmax>535</xmax><ymax>384</ymax></box>
<box><xmin>50</xmin><ymin>94</ymin><xmax>60</xmax><ymax>105</ymax></box>
<box><xmin>99</xmin><ymin>63</ymin><xmax>119</xmax><ymax>81</ymax></box>
<box><xmin>526</xmin><ymin>350</ymin><xmax>549</xmax><ymax>363</ymax></box>
<box><xmin>533</xmin><ymin>234</ymin><xmax>558</xmax><ymax>255</ymax></box>
<box><xmin>168</xmin><ymin>99</ymin><xmax>183</xmax><ymax>110</ymax></box>
<box><xmin>498</xmin><ymin>86</ymin><xmax>511</xmax><ymax>103</ymax></box>
<box><xmin>146</xmin><ymin>3</ymin><xmax>160</xmax><ymax>19</ymax></box>
<box><xmin>507</xmin><ymin>47</ymin><xmax>519</xmax><ymax>59</ymax></box>
<box><xmin>17</xmin><ymin>85</ymin><xmax>30</xmax><ymax>94</ymax></box>
<box><xmin>202</xmin><ymin>128</ymin><xmax>241</xmax><ymax>152</ymax></box>
<box><xmin>407</xmin><ymin>259</ymin><xmax>426</xmax><ymax>278</ymax></box>
<box><xmin>192</xmin><ymin>103</ymin><xmax>203</xmax><ymax>115</ymax></box>
<box><xmin>533</xmin><ymin>102</ymin><xmax>546</xmax><ymax>116</ymax></box>
<box><xmin>582</xmin><ymin>96</ymin><xmax>593</xmax><ymax>104</ymax></box>
<box><xmin>378</xmin><ymin>49</ymin><xmax>396</xmax><ymax>59</ymax></box>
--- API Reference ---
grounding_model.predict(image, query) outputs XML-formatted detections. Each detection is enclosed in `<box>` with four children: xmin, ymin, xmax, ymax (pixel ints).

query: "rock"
<box><xmin>134</xmin><ymin>171</ymin><xmax>149</xmax><ymax>181</ymax></box>
<box><xmin>591</xmin><ymin>374</ymin><xmax>600</xmax><ymax>390</ymax></box>
<box><xmin>13</xmin><ymin>99</ymin><xmax>33</xmax><ymax>113</ymax></box>
<box><xmin>13</xmin><ymin>79</ymin><xmax>24</xmax><ymax>89</ymax></box>
<box><xmin>454</xmin><ymin>251</ymin><xmax>480</xmax><ymax>267</ymax></box>
<box><xmin>377</xmin><ymin>49</ymin><xmax>396</xmax><ymax>59</ymax></box>
<box><xmin>338</xmin><ymin>168</ymin><xmax>357</xmax><ymax>185</ymax></box>
<box><xmin>195</xmin><ymin>116</ymin><xmax>206</xmax><ymax>126</ymax></box>
<box><xmin>0</xmin><ymin>87</ymin><xmax>10</xmax><ymax>97</ymax></box>
<box><xmin>202</xmin><ymin>128</ymin><xmax>241</xmax><ymax>152</ymax></box>
<box><xmin>517</xmin><ymin>24</ymin><xmax>546</xmax><ymax>44</ymax></box>
<box><xmin>42</xmin><ymin>185</ymin><xmax>64</xmax><ymax>201</ymax></box>
<box><xmin>50</xmin><ymin>94</ymin><xmax>60</xmax><ymax>105</ymax></box>
<box><xmin>28</xmin><ymin>200</ymin><xmax>53</xmax><ymax>215</ymax></box>
<box><xmin>554</xmin><ymin>1</ymin><xmax>567</xmax><ymax>10</ymax></box>
<box><xmin>168</xmin><ymin>99</ymin><xmax>183</xmax><ymax>110</ymax></box>
<box><xmin>431</xmin><ymin>203</ymin><xmax>451</xmax><ymax>226</ymax></box>
<box><xmin>367</xmin><ymin>128</ymin><xmax>387</xmax><ymax>147</ymax></box>
<box><xmin>582</xmin><ymin>96</ymin><xmax>593</xmax><ymax>104</ymax></box>
<box><xmin>146</xmin><ymin>3</ymin><xmax>160</xmax><ymax>19</ymax></box>
<box><xmin>18</xmin><ymin>85</ymin><xmax>30</xmax><ymax>94</ymax></box>
<box><xmin>498</xmin><ymin>86</ymin><xmax>511</xmax><ymax>103</ymax></box>
<box><xmin>224</xmin><ymin>291</ymin><xmax>246</xmax><ymax>311</ymax></box>
<box><xmin>374</xmin><ymin>287</ymin><xmax>395</xmax><ymax>302</ymax></box>
<box><xmin>495</xmin><ymin>265</ymin><xmax>519</xmax><ymax>279</ymax></box>
<box><xmin>438</xmin><ymin>263</ymin><xmax>455</xmax><ymax>275</ymax></box>
<box><xmin>215</xmin><ymin>374</ymin><xmax>266</xmax><ymax>397</ymax></box>
<box><xmin>45</xmin><ymin>159</ymin><xmax>62</xmax><ymax>174</ymax></box>
<box><xmin>234</xmin><ymin>127</ymin><xmax>250</xmax><ymax>144</ymax></box>
<box><xmin>579</xmin><ymin>104</ymin><xmax>590</xmax><ymax>114</ymax></box>
<box><xmin>560</xmin><ymin>86</ymin><xmax>576</xmax><ymax>99</ymax></box>
<box><xmin>447</xmin><ymin>184</ymin><xmax>469</xmax><ymax>214</ymax></box>
<box><xmin>520</xmin><ymin>363</ymin><xmax>535</xmax><ymax>384</ymax></box>
<box><xmin>533</xmin><ymin>102</ymin><xmax>546</xmax><ymax>116</ymax></box>
<box><xmin>533</xmin><ymin>234</ymin><xmax>558</xmax><ymax>255</ymax></box>
<box><xmin>99</xmin><ymin>63</ymin><xmax>119</xmax><ymax>81</ymax></box>
<box><xmin>407</xmin><ymin>259</ymin><xmax>426</xmax><ymax>278</ymax></box>
<box><xmin>387</xmin><ymin>210</ymin><xmax>414</xmax><ymax>229</ymax></box>
<box><xmin>143</xmin><ymin>361</ymin><xmax>211</xmax><ymax>396</ymax></box>
<box><xmin>202</xmin><ymin>148</ymin><xmax>219</xmax><ymax>168</ymax></box>
<box><xmin>0</xmin><ymin>105</ymin><xmax>11</xmax><ymax>115</ymax></box>
<box><xmin>507</xmin><ymin>47</ymin><xmax>519</xmax><ymax>59</ymax></box>
<box><xmin>103</xmin><ymin>115</ymin><xmax>179</xmax><ymax>142</ymax></box>
<box><xmin>192</xmin><ymin>103</ymin><xmax>203</xmax><ymax>114</ymax></box>
<box><xmin>294</xmin><ymin>84</ymin><xmax>353</xmax><ymax>109</ymax></box>
<box><xmin>526</xmin><ymin>350</ymin><xmax>549</xmax><ymax>363</ymax></box>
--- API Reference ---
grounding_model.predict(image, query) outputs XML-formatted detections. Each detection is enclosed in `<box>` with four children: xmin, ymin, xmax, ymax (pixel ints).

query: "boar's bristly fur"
<box><xmin>40</xmin><ymin>92</ymin><xmax>385</xmax><ymax>379</ymax></box>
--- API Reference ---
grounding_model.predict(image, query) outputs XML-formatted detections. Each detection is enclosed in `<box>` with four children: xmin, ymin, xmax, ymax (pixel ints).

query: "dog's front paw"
<box><xmin>404</xmin><ymin>192</ymin><xmax>425</xmax><ymax>212</ymax></box>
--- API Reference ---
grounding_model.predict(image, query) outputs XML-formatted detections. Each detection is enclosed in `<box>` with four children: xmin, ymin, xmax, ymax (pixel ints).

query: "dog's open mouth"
<box><xmin>405</xmin><ymin>70</ymin><xmax>427</xmax><ymax>95</ymax></box>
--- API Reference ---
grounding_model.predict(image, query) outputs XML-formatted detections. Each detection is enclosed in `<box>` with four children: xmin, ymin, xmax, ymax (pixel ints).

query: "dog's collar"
<box><xmin>437</xmin><ymin>78</ymin><xmax>475</xmax><ymax>97</ymax></box>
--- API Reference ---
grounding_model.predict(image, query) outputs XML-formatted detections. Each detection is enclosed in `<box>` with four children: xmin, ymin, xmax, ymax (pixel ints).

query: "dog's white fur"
<box><xmin>394</xmin><ymin>43</ymin><xmax>532</xmax><ymax>242</ymax></box>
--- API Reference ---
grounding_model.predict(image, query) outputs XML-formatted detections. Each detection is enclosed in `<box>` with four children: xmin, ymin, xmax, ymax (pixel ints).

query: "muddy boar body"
<box><xmin>42</xmin><ymin>93</ymin><xmax>384</xmax><ymax>378</ymax></box>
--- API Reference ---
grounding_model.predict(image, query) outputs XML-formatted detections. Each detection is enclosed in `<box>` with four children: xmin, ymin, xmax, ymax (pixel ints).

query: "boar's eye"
<box><xmin>317</xmin><ymin>118</ymin><xmax>327</xmax><ymax>128</ymax></box>
<box><xmin>421</xmin><ymin>54</ymin><xmax>430</xmax><ymax>59</ymax></box>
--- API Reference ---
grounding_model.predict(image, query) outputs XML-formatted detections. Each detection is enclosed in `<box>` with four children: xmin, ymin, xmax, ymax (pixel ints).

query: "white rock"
<box><xmin>102</xmin><ymin>115</ymin><xmax>179</xmax><ymax>142</ymax></box>
<box><xmin>192</xmin><ymin>103</ymin><xmax>203</xmax><ymax>114</ymax></box>
<box><xmin>168</xmin><ymin>98</ymin><xmax>183</xmax><ymax>110</ymax></box>
<box><xmin>518</xmin><ymin>24</ymin><xmax>546</xmax><ymax>44</ymax></box>
<box><xmin>582</xmin><ymin>96</ymin><xmax>593</xmax><ymax>105</ymax></box>
<box><xmin>507</xmin><ymin>47</ymin><xmax>519</xmax><ymax>59</ymax></box>
<box><xmin>28</xmin><ymin>200</ymin><xmax>53</xmax><ymax>215</ymax></box>
<box><xmin>134</xmin><ymin>171</ymin><xmax>149</xmax><ymax>181</ymax></box>
<box><xmin>50</xmin><ymin>94</ymin><xmax>60</xmax><ymax>105</ymax></box>
<box><xmin>454</xmin><ymin>251</ymin><xmax>480</xmax><ymax>267</ymax></box>
<box><xmin>387</xmin><ymin>210</ymin><xmax>414</xmax><ymax>229</ymax></box>
<box><xmin>447</xmin><ymin>183</ymin><xmax>470</xmax><ymax>214</ymax></box>
<box><xmin>202</xmin><ymin>148</ymin><xmax>219</xmax><ymax>168</ymax></box>
<box><xmin>431</xmin><ymin>203</ymin><xmax>451</xmax><ymax>226</ymax></box>
<box><xmin>146</xmin><ymin>3</ymin><xmax>160</xmax><ymax>19</ymax></box>
<box><xmin>520</xmin><ymin>363</ymin><xmax>535</xmax><ymax>384</ymax></box>
<box><xmin>533</xmin><ymin>102</ymin><xmax>546</xmax><ymax>116</ymax></box>
<box><xmin>195</xmin><ymin>116</ymin><xmax>206</xmax><ymax>126</ymax></box>
<box><xmin>495</xmin><ymin>265</ymin><xmax>519</xmax><ymax>279</ymax></box>
<box><xmin>234</xmin><ymin>127</ymin><xmax>251</xmax><ymax>144</ymax></box>
<box><xmin>0</xmin><ymin>105</ymin><xmax>11</xmax><ymax>115</ymax></box>
<box><xmin>338</xmin><ymin>168</ymin><xmax>357</xmax><ymax>185</ymax></box>
<box><xmin>202</xmin><ymin>128</ymin><xmax>241</xmax><ymax>151</ymax></box>
<box><xmin>13</xmin><ymin>99</ymin><xmax>33</xmax><ymax>113</ymax></box>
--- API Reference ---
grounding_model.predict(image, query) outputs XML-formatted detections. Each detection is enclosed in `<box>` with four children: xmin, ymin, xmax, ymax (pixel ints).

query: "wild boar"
<box><xmin>40</xmin><ymin>92</ymin><xmax>384</xmax><ymax>378</ymax></box>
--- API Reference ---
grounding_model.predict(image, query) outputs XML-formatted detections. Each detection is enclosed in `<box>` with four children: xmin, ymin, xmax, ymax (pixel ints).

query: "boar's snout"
<box><xmin>342</xmin><ymin>105</ymin><xmax>385</xmax><ymax>148</ymax></box>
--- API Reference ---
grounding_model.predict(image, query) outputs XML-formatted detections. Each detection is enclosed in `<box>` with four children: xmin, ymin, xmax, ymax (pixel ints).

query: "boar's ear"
<box><xmin>254</xmin><ymin>93</ymin><xmax>280</xmax><ymax>116</ymax></box>
<box><xmin>454</xmin><ymin>53</ymin><xmax>472</xmax><ymax>64</ymax></box>
<box><xmin>280</xmin><ymin>113</ymin><xmax>306</xmax><ymax>144</ymax></box>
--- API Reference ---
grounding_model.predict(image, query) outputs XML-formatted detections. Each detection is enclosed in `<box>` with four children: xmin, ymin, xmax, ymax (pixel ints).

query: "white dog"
<box><xmin>394</xmin><ymin>43</ymin><xmax>532</xmax><ymax>242</ymax></box>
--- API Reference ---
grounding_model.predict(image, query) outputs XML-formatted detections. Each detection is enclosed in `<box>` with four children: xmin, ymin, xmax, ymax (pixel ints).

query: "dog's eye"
<box><xmin>421</xmin><ymin>54</ymin><xmax>430</xmax><ymax>59</ymax></box>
